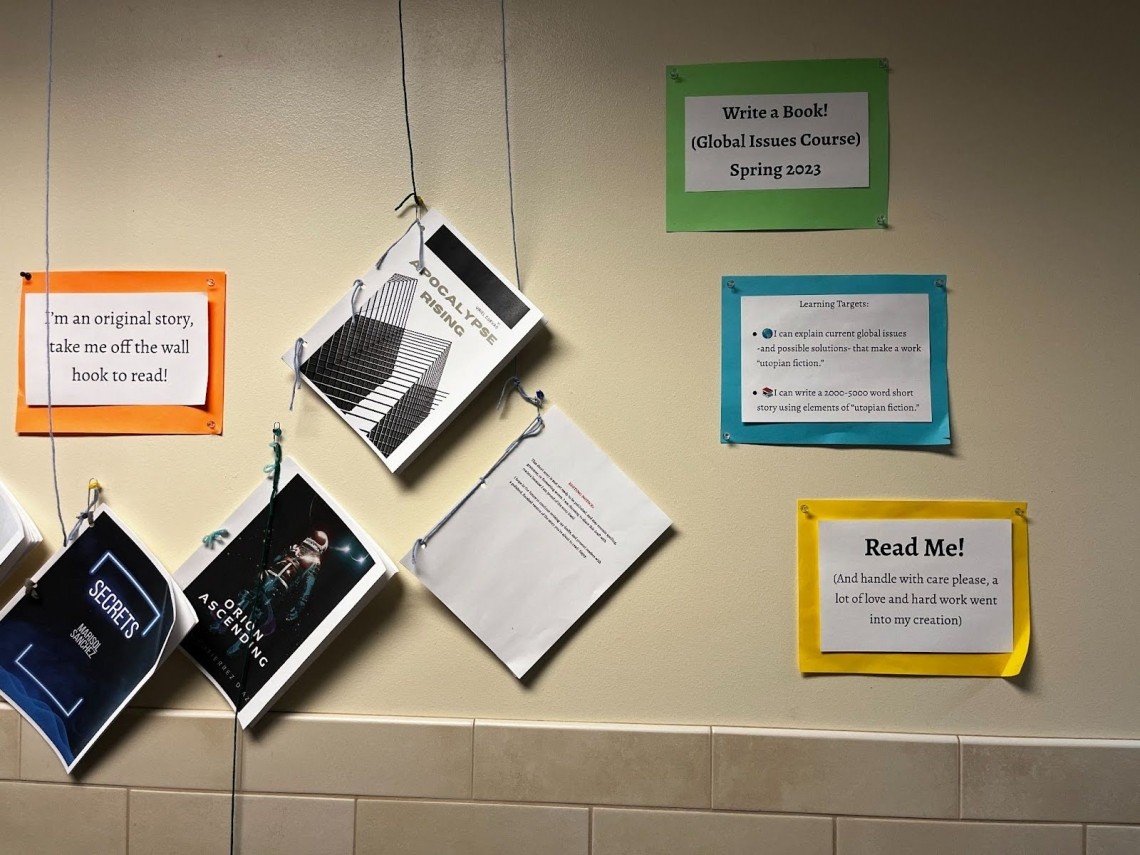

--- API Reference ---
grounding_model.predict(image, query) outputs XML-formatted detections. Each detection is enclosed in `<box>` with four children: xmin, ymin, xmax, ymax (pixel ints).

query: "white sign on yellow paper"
<box><xmin>818</xmin><ymin>519</ymin><xmax>1012</xmax><ymax>653</ymax></box>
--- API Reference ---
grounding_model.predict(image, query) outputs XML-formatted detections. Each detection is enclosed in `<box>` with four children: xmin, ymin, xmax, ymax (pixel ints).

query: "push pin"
<box><xmin>24</xmin><ymin>579</ymin><xmax>39</xmax><ymax>600</ymax></box>
<box><xmin>800</xmin><ymin>504</ymin><xmax>812</xmax><ymax>517</ymax></box>
<box><xmin>19</xmin><ymin>271</ymin><xmax>32</xmax><ymax>281</ymax></box>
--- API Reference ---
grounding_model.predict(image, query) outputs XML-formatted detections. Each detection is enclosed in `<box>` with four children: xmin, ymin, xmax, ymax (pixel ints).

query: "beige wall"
<box><xmin>1</xmin><ymin>0</ymin><xmax>1137</xmax><ymax>740</ymax></box>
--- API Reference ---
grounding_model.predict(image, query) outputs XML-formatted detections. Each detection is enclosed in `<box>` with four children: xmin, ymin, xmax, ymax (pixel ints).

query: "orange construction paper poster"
<box><xmin>16</xmin><ymin>271</ymin><xmax>225</xmax><ymax>435</ymax></box>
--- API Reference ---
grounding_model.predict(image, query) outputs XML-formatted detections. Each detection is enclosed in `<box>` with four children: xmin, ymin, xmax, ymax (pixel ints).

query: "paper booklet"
<box><xmin>0</xmin><ymin>480</ymin><xmax>43</xmax><ymax>580</ymax></box>
<box><xmin>0</xmin><ymin>507</ymin><xmax>195</xmax><ymax>772</ymax></box>
<box><xmin>175</xmin><ymin>458</ymin><xmax>397</xmax><ymax>728</ymax></box>
<box><xmin>285</xmin><ymin>208</ymin><xmax>544</xmax><ymax>473</ymax></box>
<box><xmin>402</xmin><ymin>406</ymin><xmax>672</xmax><ymax>678</ymax></box>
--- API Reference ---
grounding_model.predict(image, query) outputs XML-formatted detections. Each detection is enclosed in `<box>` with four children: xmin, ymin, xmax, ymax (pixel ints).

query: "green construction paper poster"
<box><xmin>665</xmin><ymin>58</ymin><xmax>889</xmax><ymax>232</ymax></box>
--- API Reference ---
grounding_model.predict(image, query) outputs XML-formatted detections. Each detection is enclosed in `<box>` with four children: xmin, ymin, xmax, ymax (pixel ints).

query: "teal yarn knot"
<box><xmin>202</xmin><ymin>529</ymin><xmax>229</xmax><ymax>549</ymax></box>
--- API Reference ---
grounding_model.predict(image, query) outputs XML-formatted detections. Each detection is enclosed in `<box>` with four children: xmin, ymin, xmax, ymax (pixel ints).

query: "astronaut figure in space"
<box><xmin>217</xmin><ymin>530</ymin><xmax>329</xmax><ymax>655</ymax></box>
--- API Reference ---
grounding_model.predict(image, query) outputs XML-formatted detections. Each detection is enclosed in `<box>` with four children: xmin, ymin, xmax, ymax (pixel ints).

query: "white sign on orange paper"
<box><xmin>24</xmin><ymin>292</ymin><xmax>209</xmax><ymax>406</ymax></box>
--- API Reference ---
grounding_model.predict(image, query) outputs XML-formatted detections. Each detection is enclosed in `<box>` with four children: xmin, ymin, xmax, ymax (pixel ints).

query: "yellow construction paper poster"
<box><xmin>797</xmin><ymin>499</ymin><xmax>1029</xmax><ymax>676</ymax></box>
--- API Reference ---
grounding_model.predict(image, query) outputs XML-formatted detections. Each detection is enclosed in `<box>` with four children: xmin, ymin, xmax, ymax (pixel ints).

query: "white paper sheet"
<box><xmin>740</xmin><ymin>293</ymin><xmax>931</xmax><ymax>423</ymax></box>
<box><xmin>817</xmin><ymin>519</ymin><xmax>1013</xmax><ymax>653</ymax></box>
<box><xmin>402</xmin><ymin>406</ymin><xmax>671</xmax><ymax>678</ymax></box>
<box><xmin>0</xmin><ymin>480</ymin><xmax>42</xmax><ymax>581</ymax></box>
<box><xmin>24</xmin><ymin>292</ymin><xmax>209</xmax><ymax>406</ymax></box>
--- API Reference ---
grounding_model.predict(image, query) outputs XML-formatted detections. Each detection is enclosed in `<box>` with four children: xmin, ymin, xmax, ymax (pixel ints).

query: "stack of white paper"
<box><xmin>287</xmin><ymin>209</ymin><xmax>544</xmax><ymax>473</ymax></box>
<box><xmin>0</xmin><ymin>480</ymin><xmax>42</xmax><ymax>580</ymax></box>
<box><xmin>403</xmin><ymin>407</ymin><xmax>672</xmax><ymax>678</ymax></box>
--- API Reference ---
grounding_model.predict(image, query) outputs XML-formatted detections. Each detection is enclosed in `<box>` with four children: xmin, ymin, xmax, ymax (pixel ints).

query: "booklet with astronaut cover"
<box><xmin>0</xmin><ymin>508</ymin><xmax>195</xmax><ymax>772</ymax></box>
<box><xmin>174</xmin><ymin>458</ymin><xmax>397</xmax><ymax>728</ymax></box>
<box><xmin>285</xmin><ymin>208</ymin><xmax>544</xmax><ymax>473</ymax></box>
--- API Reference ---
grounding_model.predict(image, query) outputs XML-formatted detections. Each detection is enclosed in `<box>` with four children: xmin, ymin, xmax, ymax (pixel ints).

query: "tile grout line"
<box><xmin>832</xmin><ymin>815</ymin><xmax>837</xmax><ymax>855</ymax></box>
<box><xmin>708</xmin><ymin>726</ymin><xmax>714</xmax><ymax>810</ymax></box>
<box><xmin>588</xmin><ymin>805</ymin><xmax>593</xmax><ymax>855</ymax></box>
<box><xmin>957</xmin><ymin>735</ymin><xmax>963</xmax><ymax>820</ymax></box>
<box><xmin>469</xmin><ymin>718</ymin><xmax>476</xmax><ymax>800</ymax></box>
<box><xmin>352</xmin><ymin>796</ymin><xmax>359</xmax><ymax>855</ymax></box>
<box><xmin>124</xmin><ymin>786</ymin><xmax>131</xmax><ymax>854</ymax></box>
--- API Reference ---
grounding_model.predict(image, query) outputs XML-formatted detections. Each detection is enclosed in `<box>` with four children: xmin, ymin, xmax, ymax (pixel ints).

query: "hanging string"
<box><xmin>394</xmin><ymin>193</ymin><xmax>426</xmax><ymax>273</ymax></box>
<box><xmin>498</xmin><ymin>0</ymin><xmax>533</xmax><ymax>389</ymax></box>
<box><xmin>259</xmin><ymin>423</ymin><xmax>285</xmax><ymax>552</ymax></box>
<box><xmin>397</xmin><ymin>0</ymin><xmax>418</xmax><ymax>207</ymax></box>
<box><xmin>350</xmin><ymin>279</ymin><xmax>365</xmax><ymax>318</ymax></box>
<box><xmin>65</xmin><ymin>479</ymin><xmax>102</xmax><ymax>544</ymax></box>
<box><xmin>496</xmin><ymin>375</ymin><xmax>543</xmax><ymax>410</ymax></box>
<box><xmin>499</xmin><ymin>0</ymin><xmax>522</xmax><ymax>290</ymax></box>
<box><xmin>42</xmin><ymin>0</ymin><xmax>66</xmax><ymax>543</ymax></box>
<box><xmin>288</xmin><ymin>337</ymin><xmax>304</xmax><ymax>411</ymax></box>
<box><xmin>228</xmin><ymin>423</ymin><xmax>285</xmax><ymax>855</ymax></box>
<box><xmin>411</xmin><ymin>378</ymin><xmax>543</xmax><ymax>569</ymax></box>
<box><xmin>395</xmin><ymin>0</ymin><xmax>426</xmax><ymax>272</ymax></box>
<box><xmin>375</xmin><ymin>217</ymin><xmax>421</xmax><ymax>271</ymax></box>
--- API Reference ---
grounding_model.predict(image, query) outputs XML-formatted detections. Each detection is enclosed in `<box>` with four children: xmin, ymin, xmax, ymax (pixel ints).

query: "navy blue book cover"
<box><xmin>0</xmin><ymin>509</ymin><xmax>191</xmax><ymax>771</ymax></box>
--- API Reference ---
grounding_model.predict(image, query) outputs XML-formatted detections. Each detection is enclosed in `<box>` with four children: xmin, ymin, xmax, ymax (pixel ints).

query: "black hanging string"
<box><xmin>397</xmin><ymin>0</ymin><xmax>419</xmax><ymax>205</ymax></box>
<box><xmin>41</xmin><ymin>0</ymin><xmax>67</xmax><ymax>542</ymax></box>
<box><xmin>227</xmin><ymin>424</ymin><xmax>285</xmax><ymax>855</ymax></box>
<box><xmin>499</xmin><ymin>0</ymin><xmax>532</xmax><ymax>385</ymax></box>
<box><xmin>499</xmin><ymin>0</ymin><xmax>522</xmax><ymax>291</ymax></box>
<box><xmin>394</xmin><ymin>0</ymin><xmax>426</xmax><ymax>274</ymax></box>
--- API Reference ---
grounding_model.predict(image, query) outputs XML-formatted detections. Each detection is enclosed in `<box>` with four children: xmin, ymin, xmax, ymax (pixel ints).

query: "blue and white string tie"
<box><xmin>378</xmin><ymin>193</ymin><xmax>426</xmax><ymax>274</ymax></box>
<box><xmin>350</xmin><ymin>279</ymin><xmax>365</xmax><ymax>319</ymax></box>
<box><xmin>66</xmin><ymin>479</ymin><xmax>102</xmax><ymax>544</ymax></box>
<box><xmin>202</xmin><ymin>529</ymin><xmax>229</xmax><ymax>549</ymax></box>
<box><xmin>411</xmin><ymin>378</ymin><xmax>544</xmax><ymax>570</ymax></box>
<box><xmin>288</xmin><ymin>337</ymin><xmax>304</xmax><ymax>411</ymax></box>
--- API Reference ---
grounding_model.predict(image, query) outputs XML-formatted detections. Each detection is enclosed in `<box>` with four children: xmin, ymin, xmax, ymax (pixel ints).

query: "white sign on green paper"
<box><xmin>686</xmin><ymin>92</ymin><xmax>869</xmax><ymax>192</ymax></box>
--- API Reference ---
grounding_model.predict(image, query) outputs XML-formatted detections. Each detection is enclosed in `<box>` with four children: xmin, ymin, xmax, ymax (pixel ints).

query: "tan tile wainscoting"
<box><xmin>0</xmin><ymin>705</ymin><xmax>1137</xmax><ymax>854</ymax></box>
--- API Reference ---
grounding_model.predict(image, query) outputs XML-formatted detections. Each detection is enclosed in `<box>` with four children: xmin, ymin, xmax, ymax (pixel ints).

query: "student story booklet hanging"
<box><xmin>0</xmin><ymin>479</ymin><xmax>42</xmax><ymax>580</ymax></box>
<box><xmin>403</xmin><ymin>406</ymin><xmax>672</xmax><ymax>678</ymax></box>
<box><xmin>0</xmin><ymin>508</ymin><xmax>196</xmax><ymax>772</ymax></box>
<box><xmin>175</xmin><ymin>458</ymin><xmax>398</xmax><ymax>728</ymax></box>
<box><xmin>285</xmin><ymin>208</ymin><xmax>544</xmax><ymax>473</ymax></box>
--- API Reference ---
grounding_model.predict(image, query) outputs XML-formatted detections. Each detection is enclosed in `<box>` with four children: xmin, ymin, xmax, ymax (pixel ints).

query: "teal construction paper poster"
<box><xmin>666</xmin><ymin>58</ymin><xmax>889</xmax><ymax>231</ymax></box>
<box><xmin>721</xmin><ymin>275</ymin><xmax>949</xmax><ymax>446</ymax></box>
